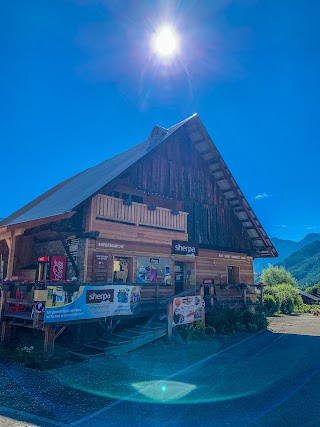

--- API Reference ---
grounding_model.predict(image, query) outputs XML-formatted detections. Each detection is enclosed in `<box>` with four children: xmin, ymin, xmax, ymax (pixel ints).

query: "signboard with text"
<box><xmin>172</xmin><ymin>295</ymin><xmax>203</xmax><ymax>326</ymax></box>
<box><xmin>171</xmin><ymin>240</ymin><xmax>198</xmax><ymax>257</ymax></box>
<box><xmin>43</xmin><ymin>284</ymin><xmax>141</xmax><ymax>323</ymax></box>
<box><xmin>93</xmin><ymin>252</ymin><xmax>109</xmax><ymax>282</ymax></box>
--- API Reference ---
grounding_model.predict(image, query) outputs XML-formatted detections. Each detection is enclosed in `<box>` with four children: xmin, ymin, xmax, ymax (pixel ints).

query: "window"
<box><xmin>113</xmin><ymin>257</ymin><xmax>131</xmax><ymax>283</ymax></box>
<box><xmin>227</xmin><ymin>266</ymin><xmax>240</xmax><ymax>284</ymax></box>
<box><xmin>136</xmin><ymin>257</ymin><xmax>171</xmax><ymax>285</ymax></box>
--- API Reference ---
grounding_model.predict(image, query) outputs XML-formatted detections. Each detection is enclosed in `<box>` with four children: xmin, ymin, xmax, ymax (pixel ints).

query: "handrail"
<box><xmin>159</xmin><ymin>285</ymin><xmax>200</xmax><ymax>306</ymax></box>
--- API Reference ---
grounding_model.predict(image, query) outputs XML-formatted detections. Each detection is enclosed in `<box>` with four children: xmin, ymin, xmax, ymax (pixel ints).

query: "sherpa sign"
<box><xmin>171</xmin><ymin>240</ymin><xmax>198</xmax><ymax>257</ymax></box>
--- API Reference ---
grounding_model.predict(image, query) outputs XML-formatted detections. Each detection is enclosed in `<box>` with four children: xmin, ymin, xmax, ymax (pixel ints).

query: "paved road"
<box><xmin>1</xmin><ymin>314</ymin><xmax>320</xmax><ymax>427</ymax></box>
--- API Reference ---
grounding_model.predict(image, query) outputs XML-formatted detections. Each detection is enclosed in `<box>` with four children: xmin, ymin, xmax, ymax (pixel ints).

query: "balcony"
<box><xmin>94</xmin><ymin>194</ymin><xmax>188</xmax><ymax>233</ymax></box>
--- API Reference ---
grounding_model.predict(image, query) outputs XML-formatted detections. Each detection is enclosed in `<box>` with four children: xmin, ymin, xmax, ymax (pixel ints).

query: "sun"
<box><xmin>151</xmin><ymin>26</ymin><xmax>180</xmax><ymax>58</ymax></box>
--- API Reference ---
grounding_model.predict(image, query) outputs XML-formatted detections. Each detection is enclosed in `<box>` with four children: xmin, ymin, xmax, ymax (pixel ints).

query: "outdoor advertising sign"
<box><xmin>171</xmin><ymin>240</ymin><xmax>198</xmax><ymax>257</ymax></box>
<box><xmin>43</xmin><ymin>284</ymin><xmax>141</xmax><ymax>323</ymax></box>
<box><xmin>172</xmin><ymin>295</ymin><xmax>203</xmax><ymax>326</ymax></box>
<box><xmin>49</xmin><ymin>256</ymin><xmax>67</xmax><ymax>281</ymax></box>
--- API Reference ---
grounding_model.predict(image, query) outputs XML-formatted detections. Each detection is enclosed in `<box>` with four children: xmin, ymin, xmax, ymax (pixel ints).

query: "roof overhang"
<box><xmin>183</xmin><ymin>115</ymin><xmax>277</xmax><ymax>258</ymax></box>
<box><xmin>0</xmin><ymin>211</ymin><xmax>76</xmax><ymax>241</ymax></box>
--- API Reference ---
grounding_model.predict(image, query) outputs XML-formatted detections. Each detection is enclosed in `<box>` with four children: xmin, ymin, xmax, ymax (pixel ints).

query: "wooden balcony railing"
<box><xmin>94</xmin><ymin>194</ymin><xmax>188</xmax><ymax>232</ymax></box>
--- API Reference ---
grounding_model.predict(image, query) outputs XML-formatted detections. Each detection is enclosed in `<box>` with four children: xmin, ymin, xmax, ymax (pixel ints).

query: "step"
<box><xmin>85</xmin><ymin>342</ymin><xmax>118</xmax><ymax>352</ymax></box>
<box><xmin>133</xmin><ymin>324</ymin><xmax>165</xmax><ymax>331</ymax></box>
<box><xmin>105</xmin><ymin>328</ymin><xmax>167</xmax><ymax>355</ymax></box>
<box><xmin>70</xmin><ymin>347</ymin><xmax>105</xmax><ymax>360</ymax></box>
<box><xmin>99</xmin><ymin>337</ymin><xmax>132</xmax><ymax>345</ymax></box>
<box><xmin>113</xmin><ymin>332</ymin><xmax>144</xmax><ymax>340</ymax></box>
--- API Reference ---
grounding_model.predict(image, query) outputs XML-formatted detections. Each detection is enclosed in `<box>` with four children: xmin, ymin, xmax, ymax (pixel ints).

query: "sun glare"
<box><xmin>151</xmin><ymin>26</ymin><xmax>180</xmax><ymax>58</ymax></box>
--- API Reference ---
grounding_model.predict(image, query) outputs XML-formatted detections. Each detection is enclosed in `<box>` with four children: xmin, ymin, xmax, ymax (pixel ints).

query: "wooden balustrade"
<box><xmin>95</xmin><ymin>194</ymin><xmax>188</xmax><ymax>232</ymax></box>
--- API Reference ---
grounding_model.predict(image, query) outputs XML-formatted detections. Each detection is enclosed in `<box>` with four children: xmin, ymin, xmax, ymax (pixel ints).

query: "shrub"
<box><xmin>263</xmin><ymin>294</ymin><xmax>278</xmax><ymax>315</ymax></box>
<box><xmin>265</xmin><ymin>283</ymin><xmax>302</xmax><ymax>314</ymax></box>
<box><xmin>294</xmin><ymin>303</ymin><xmax>311</xmax><ymax>313</ymax></box>
<box><xmin>206</xmin><ymin>308</ymin><xmax>268</xmax><ymax>334</ymax></box>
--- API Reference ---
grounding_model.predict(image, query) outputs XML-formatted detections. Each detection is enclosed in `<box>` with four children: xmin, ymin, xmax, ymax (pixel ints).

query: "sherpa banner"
<box><xmin>43</xmin><ymin>285</ymin><xmax>141</xmax><ymax>323</ymax></box>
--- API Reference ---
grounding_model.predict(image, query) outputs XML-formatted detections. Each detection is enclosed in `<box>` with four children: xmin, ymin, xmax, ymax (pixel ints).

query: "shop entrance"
<box><xmin>174</xmin><ymin>262</ymin><xmax>184</xmax><ymax>295</ymax></box>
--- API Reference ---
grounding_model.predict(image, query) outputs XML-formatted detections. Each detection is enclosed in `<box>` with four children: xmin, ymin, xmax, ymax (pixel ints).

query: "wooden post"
<box><xmin>5</xmin><ymin>231</ymin><xmax>16</xmax><ymax>279</ymax></box>
<box><xmin>44</xmin><ymin>325</ymin><xmax>55</xmax><ymax>358</ymax></box>
<box><xmin>166</xmin><ymin>300</ymin><xmax>173</xmax><ymax>341</ymax></box>
<box><xmin>243</xmin><ymin>286</ymin><xmax>247</xmax><ymax>306</ymax></box>
<box><xmin>155</xmin><ymin>285</ymin><xmax>159</xmax><ymax>311</ymax></box>
<box><xmin>260</xmin><ymin>284</ymin><xmax>264</xmax><ymax>305</ymax></box>
<box><xmin>200</xmin><ymin>286</ymin><xmax>205</xmax><ymax>326</ymax></box>
<box><xmin>0</xmin><ymin>290</ymin><xmax>9</xmax><ymax>318</ymax></box>
<box><xmin>1</xmin><ymin>321</ymin><xmax>12</xmax><ymax>349</ymax></box>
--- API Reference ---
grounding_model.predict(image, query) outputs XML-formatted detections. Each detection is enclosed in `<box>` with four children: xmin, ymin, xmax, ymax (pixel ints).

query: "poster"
<box><xmin>43</xmin><ymin>285</ymin><xmax>141</xmax><ymax>323</ymax></box>
<box><xmin>172</xmin><ymin>296</ymin><xmax>203</xmax><ymax>326</ymax></box>
<box><xmin>136</xmin><ymin>257</ymin><xmax>171</xmax><ymax>285</ymax></box>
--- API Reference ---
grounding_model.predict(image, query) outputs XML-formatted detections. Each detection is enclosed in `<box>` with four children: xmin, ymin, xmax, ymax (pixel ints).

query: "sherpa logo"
<box><xmin>175</xmin><ymin>244</ymin><xmax>195</xmax><ymax>254</ymax></box>
<box><xmin>171</xmin><ymin>240</ymin><xmax>198</xmax><ymax>256</ymax></box>
<box><xmin>86</xmin><ymin>289</ymin><xmax>114</xmax><ymax>304</ymax></box>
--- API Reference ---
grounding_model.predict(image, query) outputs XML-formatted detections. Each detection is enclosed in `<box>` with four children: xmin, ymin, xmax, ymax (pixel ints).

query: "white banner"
<box><xmin>172</xmin><ymin>295</ymin><xmax>203</xmax><ymax>326</ymax></box>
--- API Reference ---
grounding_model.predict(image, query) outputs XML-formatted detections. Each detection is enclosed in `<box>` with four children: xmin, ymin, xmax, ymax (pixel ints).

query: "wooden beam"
<box><xmin>5</xmin><ymin>231</ymin><xmax>17</xmax><ymax>278</ymax></box>
<box><xmin>0</xmin><ymin>228</ymin><xmax>25</xmax><ymax>242</ymax></box>
<box><xmin>58</xmin><ymin>232</ymin><xmax>80</xmax><ymax>277</ymax></box>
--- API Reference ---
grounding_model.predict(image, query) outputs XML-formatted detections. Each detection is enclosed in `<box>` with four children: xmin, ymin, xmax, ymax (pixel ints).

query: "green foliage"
<box><xmin>305</xmin><ymin>283</ymin><xmax>320</xmax><ymax>296</ymax></box>
<box><xmin>261</xmin><ymin>266</ymin><xmax>298</xmax><ymax>288</ymax></box>
<box><xmin>177</xmin><ymin>321</ymin><xmax>207</xmax><ymax>342</ymax></box>
<box><xmin>263</xmin><ymin>294</ymin><xmax>278</xmax><ymax>315</ymax></box>
<box><xmin>294</xmin><ymin>303</ymin><xmax>312</xmax><ymax>314</ymax></box>
<box><xmin>206</xmin><ymin>308</ymin><xmax>268</xmax><ymax>334</ymax></box>
<box><xmin>265</xmin><ymin>283</ymin><xmax>302</xmax><ymax>314</ymax></box>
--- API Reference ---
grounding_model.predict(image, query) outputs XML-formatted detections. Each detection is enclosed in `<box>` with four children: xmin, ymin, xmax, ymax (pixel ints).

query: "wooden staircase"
<box><xmin>70</xmin><ymin>319</ymin><xmax>167</xmax><ymax>360</ymax></box>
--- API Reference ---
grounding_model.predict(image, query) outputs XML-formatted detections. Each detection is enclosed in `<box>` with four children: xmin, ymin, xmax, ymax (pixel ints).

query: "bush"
<box><xmin>263</xmin><ymin>294</ymin><xmax>278</xmax><ymax>315</ymax></box>
<box><xmin>206</xmin><ymin>308</ymin><xmax>268</xmax><ymax>334</ymax></box>
<box><xmin>265</xmin><ymin>283</ymin><xmax>302</xmax><ymax>314</ymax></box>
<box><xmin>294</xmin><ymin>303</ymin><xmax>311</xmax><ymax>314</ymax></box>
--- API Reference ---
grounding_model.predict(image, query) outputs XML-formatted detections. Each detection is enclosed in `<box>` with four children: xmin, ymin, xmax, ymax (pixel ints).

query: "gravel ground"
<box><xmin>0</xmin><ymin>333</ymin><xmax>248</xmax><ymax>425</ymax></box>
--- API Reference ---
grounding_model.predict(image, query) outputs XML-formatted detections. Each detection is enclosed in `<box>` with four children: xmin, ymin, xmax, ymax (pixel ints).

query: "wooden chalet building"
<box><xmin>0</xmin><ymin>114</ymin><xmax>277</xmax><ymax>354</ymax></box>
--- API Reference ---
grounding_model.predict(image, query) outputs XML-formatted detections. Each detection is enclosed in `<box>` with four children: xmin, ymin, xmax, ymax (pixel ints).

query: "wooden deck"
<box><xmin>94</xmin><ymin>194</ymin><xmax>188</xmax><ymax>232</ymax></box>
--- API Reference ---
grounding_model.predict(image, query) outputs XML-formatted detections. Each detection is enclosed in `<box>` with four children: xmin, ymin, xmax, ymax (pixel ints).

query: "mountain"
<box><xmin>254</xmin><ymin>233</ymin><xmax>320</xmax><ymax>274</ymax></box>
<box><xmin>275</xmin><ymin>240</ymin><xmax>320</xmax><ymax>288</ymax></box>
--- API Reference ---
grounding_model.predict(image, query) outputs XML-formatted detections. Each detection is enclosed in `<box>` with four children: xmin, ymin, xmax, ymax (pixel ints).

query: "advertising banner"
<box><xmin>43</xmin><ymin>284</ymin><xmax>141</xmax><ymax>323</ymax></box>
<box><xmin>172</xmin><ymin>295</ymin><xmax>203</xmax><ymax>326</ymax></box>
<box><xmin>49</xmin><ymin>256</ymin><xmax>67</xmax><ymax>281</ymax></box>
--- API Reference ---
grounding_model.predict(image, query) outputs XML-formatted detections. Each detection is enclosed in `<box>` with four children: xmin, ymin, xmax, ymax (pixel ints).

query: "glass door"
<box><xmin>174</xmin><ymin>262</ymin><xmax>184</xmax><ymax>295</ymax></box>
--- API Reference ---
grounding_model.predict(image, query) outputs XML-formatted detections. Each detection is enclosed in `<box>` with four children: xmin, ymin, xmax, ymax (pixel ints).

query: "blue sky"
<box><xmin>1</xmin><ymin>0</ymin><xmax>319</xmax><ymax>242</ymax></box>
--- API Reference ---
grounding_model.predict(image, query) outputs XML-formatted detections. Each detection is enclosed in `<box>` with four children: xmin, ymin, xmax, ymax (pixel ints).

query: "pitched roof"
<box><xmin>0</xmin><ymin>114</ymin><xmax>277</xmax><ymax>257</ymax></box>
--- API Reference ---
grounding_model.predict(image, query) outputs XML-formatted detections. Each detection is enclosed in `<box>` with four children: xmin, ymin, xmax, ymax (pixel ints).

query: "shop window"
<box><xmin>136</xmin><ymin>257</ymin><xmax>171</xmax><ymax>285</ymax></box>
<box><xmin>227</xmin><ymin>266</ymin><xmax>240</xmax><ymax>284</ymax></box>
<box><xmin>113</xmin><ymin>257</ymin><xmax>131</xmax><ymax>283</ymax></box>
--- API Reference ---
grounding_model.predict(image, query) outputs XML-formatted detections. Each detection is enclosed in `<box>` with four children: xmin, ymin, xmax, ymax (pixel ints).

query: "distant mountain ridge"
<box><xmin>275</xmin><ymin>240</ymin><xmax>320</xmax><ymax>288</ymax></box>
<box><xmin>254</xmin><ymin>233</ymin><xmax>320</xmax><ymax>274</ymax></box>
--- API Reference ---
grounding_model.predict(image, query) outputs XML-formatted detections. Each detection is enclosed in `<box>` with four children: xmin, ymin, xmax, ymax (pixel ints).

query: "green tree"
<box><xmin>265</xmin><ymin>283</ymin><xmax>302</xmax><ymax>314</ymax></box>
<box><xmin>261</xmin><ymin>266</ymin><xmax>298</xmax><ymax>288</ymax></box>
<box><xmin>305</xmin><ymin>283</ymin><xmax>320</xmax><ymax>296</ymax></box>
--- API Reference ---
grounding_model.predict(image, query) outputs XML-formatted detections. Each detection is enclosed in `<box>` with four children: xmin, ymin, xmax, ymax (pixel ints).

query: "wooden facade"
<box><xmin>0</xmin><ymin>115</ymin><xmax>276</xmax><ymax>353</ymax></box>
